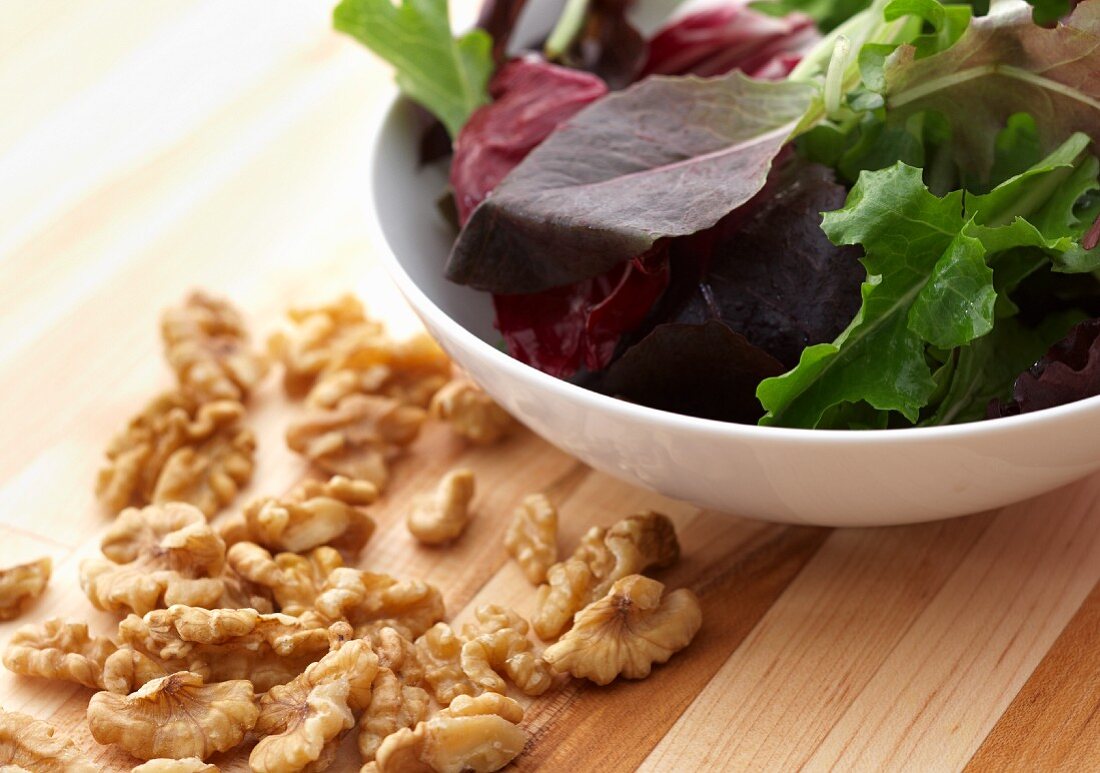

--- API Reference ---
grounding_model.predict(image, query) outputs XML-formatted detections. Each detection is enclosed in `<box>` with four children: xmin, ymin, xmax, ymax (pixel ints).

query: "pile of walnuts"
<box><xmin>0</xmin><ymin>292</ymin><xmax>703</xmax><ymax>772</ymax></box>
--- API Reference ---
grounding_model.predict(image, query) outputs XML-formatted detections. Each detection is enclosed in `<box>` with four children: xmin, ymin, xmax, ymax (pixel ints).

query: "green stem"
<box><xmin>545</xmin><ymin>0</ymin><xmax>590</xmax><ymax>59</ymax></box>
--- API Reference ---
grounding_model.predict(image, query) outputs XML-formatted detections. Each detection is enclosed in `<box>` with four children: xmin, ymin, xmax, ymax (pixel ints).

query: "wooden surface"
<box><xmin>1</xmin><ymin>2</ymin><xmax>1099</xmax><ymax>771</ymax></box>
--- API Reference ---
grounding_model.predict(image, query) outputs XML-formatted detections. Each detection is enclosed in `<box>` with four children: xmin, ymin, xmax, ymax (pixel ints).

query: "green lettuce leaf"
<box><xmin>884</xmin><ymin>1</ymin><xmax>1100</xmax><ymax>179</ymax></box>
<box><xmin>334</xmin><ymin>0</ymin><xmax>492</xmax><ymax>137</ymax></box>
<box><xmin>757</xmin><ymin>135</ymin><xmax>1099</xmax><ymax>428</ymax></box>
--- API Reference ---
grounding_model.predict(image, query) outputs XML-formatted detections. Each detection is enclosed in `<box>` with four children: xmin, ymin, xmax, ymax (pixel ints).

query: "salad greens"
<box><xmin>336</xmin><ymin>0</ymin><xmax>1100</xmax><ymax>429</ymax></box>
<box><xmin>334</xmin><ymin>0</ymin><xmax>492</xmax><ymax>137</ymax></box>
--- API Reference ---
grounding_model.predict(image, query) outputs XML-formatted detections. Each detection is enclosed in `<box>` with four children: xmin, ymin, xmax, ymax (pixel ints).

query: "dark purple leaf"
<box><xmin>446</xmin><ymin>72</ymin><xmax>815</xmax><ymax>293</ymax></box>
<box><xmin>477</xmin><ymin>0</ymin><xmax>532</xmax><ymax>65</ymax></box>
<box><xmin>449</xmin><ymin>58</ymin><xmax>607</xmax><ymax>224</ymax></box>
<box><xmin>593</xmin><ymin>161</ymin><xmax>863</xmax><ymax>421</ymax></box>
<box><xmin>562</xmin><ymin>0</ymin><xmax>647</xmax><ymax>89</ymax></box>
<box><xmin>670</xmin><ymin>163</ymin><xmax>864</xmax><ymax>368</ymax></box>
<box><xmin>642</xmin><ymin>5</ymin><xmax>819</xmax><ymax>79</ymax></box>
<box><xmin>599</xmin><ymin>320</ymin><xmax>785</xmax><ymax>423</ymax></box>
<box><xmin>989</xmin><ymin>318</ymin><xmax>1100</xmax><ymax>416</ymax></box>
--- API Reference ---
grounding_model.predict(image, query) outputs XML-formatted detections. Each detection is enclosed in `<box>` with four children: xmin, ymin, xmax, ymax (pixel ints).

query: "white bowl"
<box><xmin>366</xmin><ymin>96</ymin><xmax>1100</xmax><ymax>526</ymax></box>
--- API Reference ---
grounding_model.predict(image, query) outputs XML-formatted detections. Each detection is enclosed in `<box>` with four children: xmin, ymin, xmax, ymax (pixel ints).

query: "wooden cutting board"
<box><xmin>1</xmin><ymin>2</ymin><xmax>1098</xmax><ymax>770</ymax></box>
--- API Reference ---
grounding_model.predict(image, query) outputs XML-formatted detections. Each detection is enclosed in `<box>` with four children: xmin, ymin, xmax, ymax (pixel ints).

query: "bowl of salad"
<box><xmin>344</xmin><ymin>0</ymin><xmax>1100</xmax><ymax>525</ymax></box>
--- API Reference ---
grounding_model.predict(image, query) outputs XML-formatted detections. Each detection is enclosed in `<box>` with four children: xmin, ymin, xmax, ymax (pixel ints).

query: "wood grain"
<box><xmin>2</xmin><ymin>2</ymin><xmax>1100</xmax><ymax>771</ymax></box>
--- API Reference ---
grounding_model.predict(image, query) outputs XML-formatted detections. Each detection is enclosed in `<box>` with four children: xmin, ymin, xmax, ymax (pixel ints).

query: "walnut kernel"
<box><xmin>375</xmin><ymin>693</ymin><xmax>527</xmax><ymax>773</ymax></box>
<box><xmin>80</xmin><ymin>503</ymin><xmax>232</xmax><ymax>615</ymax></box>
<box><xmin>97</xmin><ymin>391</ymin><xmax>255</xmax><ymax>517</ymax></box>
<box><xmin>0</xmin><ymin>710</ymin><xmax>96</xmax><ymax>773</ymax></box>
<box><xmin>533</xmin><ymin>511</ymin><xmax>680</xmax><ymax>640</ymax></box>
<box><xmin>406</xmin><ymin>469</ymin><xmax>476</xmax><ymax>545</ymax></box>
<box><xmin>414</xmin><ymin>623</ymin><xmax>476</xmax><ymax>706</ymax></box>
<box><xmin>0</xmin><ymin>557</ymin><xmax>50</xmax><ymax>620</ymax></box>
<box><xmin>286</xmin><ymin>394</ymin><xmax>425</xmax><ymax>489</ymax></box>
<box><xmin>504</xmin><ymin>494</ymin><xmax>558</xmax><ymax>584</ymax></box>
<box><xmin>221</xmin><ymin>475</ymin><xmax>377</xmax><ymax>556</ymax></box>
<box><xmin>460</xmin><ymin>605</ymin><xmax>552</xmax><ymax>696</ymax></box>
<box><xmin>357</xmin><ymin>666</ymin><xmax>431</xmax><ymax>762</ymax></box>
<box><xmin>161</xmin><ymin>291</ymin><xmax>268</xmax><ymax>402</ymax></box>
<box><xmin>314</xmin><ymin>568</ymin><xmax>444</xmax><ymax>640</ymax></box>
<box><xmin>250</xmin><ymin>639</ymin><xmax>378</xmax><ymax>773</ymax></box>
<box><xmin>429</xmin><ymin>379</ymin><xmax>515</xmax><ymax>444</ymax></box>
<box><xmin>131</xmin><ymin>759</ymin><xmax>220</xmax><ymax>773</ymax></box>
<box><xmin>542</xmin><ymin>574</ymin><xmax>702</xmax><ymax>685</ymax></box>
<box><xmin>226</xmin><ymin>543</ymin><xmax>342</xmax><ymax>616</ymax></box>
<box><xmin>87</xmin><ymin>671</ymin><xmax>259</xmax><ymax>760</ymax></box>
<box><xmin>2</xmin><ymin>618</ymin><xmax>116</xmax><ymax>689</ymax></box>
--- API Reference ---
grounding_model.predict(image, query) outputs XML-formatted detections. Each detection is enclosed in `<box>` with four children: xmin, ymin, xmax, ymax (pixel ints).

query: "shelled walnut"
<box><xmin>226</xmin><ymin>543</ymin><xmax>343</xmax><ymax>616</ymax></box>
<box><xmin>406</xmin><ymin>469</ymin><xmax>476</xmax><ymax>545</ymax></box>
<box><xmin>429</xmin><ymin>379</ymin><xmax>515</xmax><ymax>445</ymax></box>
<box><xmin>374</xmin><ymin>693</ymin><xmax>527</xmax><ymax>773</ymax></box>
<box><xmin>357</xmin><ymin>666</ymin><xmax>431</xmax><ymax>762</ymax></box>
<box><xmin>219</xmin><ymin>475</ymin><xmax>377</xmax><ymax>556</ymax></box>
<box><xmin>314</xmin><ymin>568</ymin><xmax>445</xmax><ymax>640</ymax></box>
<box><xmin>460</xmin><ymin>605</ymin><xmax>553</xmax><ymax>696</ymax></box>
<box><xmin>118</xmin><ymin>606</ymin><xmax>333</xmax><ymax>692</ymax></box>
<box><xmin>87</xmin><ymin>671</ymin><xmax>259</xmax><ymax>761</ymax></box>
<box><xmin>96</xmin><ymin>390</ymin><xmax>255</xmax><ymax>517</ymax></box>
<box><xmin>533</xmin><ymin>511</ymin><xmax>680</xmax><ymax>640</ymax></box>
<box><xmin>504</xmin><ymin>494</ymin><xmax>558</xmax><ymax>584</ymax></box>
<box><xmin>0</xmin><ymin>557</ymin><xmax>50</xmax><ymax>620</ymax></box>
<box><xmin>308</xmin><ymin>332</ymin><xmax>452</xmax><ymax>410</ymax></box>
<box><xmin>80</xmin><ymin>503</ymin><xmax>241</xmax><ymax>615</ymax></box>
<box><xmin>543</xmin><ymin>575</ymin><xmax>702</xmax><ymax>685</ymax></box>
<box><xmin>250</xmin><ymin>639</ymin><xmax>378</xmax><ymax>773</ymax></box>
<box><xmin>161</xmin><ymin>291</ymin><xmax>269</xmax><ymax>402</ymax></box>
<box><xmin>268</xmin><ymin>294</ymin><xmax>391</xmax><ymax>397</ymax></box>
<box><xmin>2</xmin><ymin>618</ymin><xmax>117</xmax><ymax>689</ymax></box>
<box><xmin>286</xmin><ymin>394</ymin><xmax>426</xmax><ymax>489</ymax></box>
<box><xmin>0</xmin><ymin>710</ymin><xmax>97</xmax><ymax>772</ymax></box>
<box><xmin>414</xmin><ymin>623</ymin><xmax>477</xmax><ymax>706</ymax></box>
<box><xmin>131</xmin><ymin>759</ymin><xmax>220</xmax><ymax>772</ymax></box>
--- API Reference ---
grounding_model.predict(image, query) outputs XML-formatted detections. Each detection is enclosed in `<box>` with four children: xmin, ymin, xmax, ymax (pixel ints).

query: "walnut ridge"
<box><xmin>542</xmin><ymin>574</ymin><xmax>702</xmax><ymax>685</ymax></box>
<box><xmin>3</xmin><ymin>618</ymin><xmax>117</xmax><ymax>689</ymax></box>
<box><xmin>504</xmin><ymin>494</ymin><xmax>558</xmax><ymax>584</ymax></box>
<box><xmin>87</xmin><ymin>671</ymin><xmax>259</xmax><ymax>760</ymax></box>
<box><xmin>0</xmin><ymin>557</ymin><xmax>50</xmax><ymax>620</ymax></box>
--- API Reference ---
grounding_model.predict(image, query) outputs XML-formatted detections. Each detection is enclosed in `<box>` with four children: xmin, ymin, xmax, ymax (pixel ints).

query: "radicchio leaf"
<box><xmin>989</xmin><ymin>318</ymin><xmax>1100</xmax><ymax>416</ymax></box>
<box><xmin>494</xmin><ymin>248</ymin><xmax>670</xmax><ymax>377</ymax></box>
<box><xmin>450</xmin><ymin>58</ymin><xmax>608</xmax><ymax>224</ymax></box>
<box><xmin>642</xmin><ymin>5</ymin><xmax>819</xmax><ymax>79</ymax></box>
<box><xmin>446</xmin><ymin>72</ymin><xmax>816</xmax><ymax>293</ymax></box>
<box><xmin>885</xmin><ymin>1</ymin><xmax>1100</xmax><ymax>178</ymax></box>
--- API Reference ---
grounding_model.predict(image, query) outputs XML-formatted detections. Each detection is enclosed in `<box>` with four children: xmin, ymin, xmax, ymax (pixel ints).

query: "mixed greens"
<box><xmin>336</xmin><ymin>0</ymin><xmax>1100</xmax><ymax>428</ymax></box>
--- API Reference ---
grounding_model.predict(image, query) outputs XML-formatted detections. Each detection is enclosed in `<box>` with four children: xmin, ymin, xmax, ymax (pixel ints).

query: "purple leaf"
<box><xmin>990</xmin><ymin>318</ymin><xmax>1100</xmax><ymax>416</ymax></box>
<box><xmin>446</xmin><ymin>71</ymin><xmax>815</xmax><ymax>293</ymax></box>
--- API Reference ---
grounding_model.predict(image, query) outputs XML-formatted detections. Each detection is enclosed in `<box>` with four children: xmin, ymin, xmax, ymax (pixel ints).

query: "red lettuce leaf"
<box><xmin>594</xmin><ymin>162</ymin><xmax>863</xmax><ymax>421</ymax></box>
<box><xmin>989</xmin><ymin>318</ymin><xmax>1100</xmax><ymax>416</ymax></box>
<box><xmin>449</xmin><ymin>58</ymin><xmax>608</xmax><ymax>224</ymax></box>
<box><xmin>494</xmin><ymin>247</ymin><xmax>669</xmax><ymax>377</ymax></box>
<box><xmin>642</xmin><ymin>5</ymin><xmax>819</xmax><ymax>79</ymax></box>
<box><xmin>446</xmin><ymin>72</ymin><xmax>815</xmax><ymax>293</ymax></box>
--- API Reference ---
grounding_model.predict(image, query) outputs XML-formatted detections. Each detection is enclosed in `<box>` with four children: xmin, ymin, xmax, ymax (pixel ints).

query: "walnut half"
<box><xmin>429</xmin><ymin>379</ymin><xmax>515</xmax><ymax>445</ymax></box>
<box><xmin>0</xmin><ymin>710</ymin><xmax>97</xmax><ymax>773</ymax></box>
<box><xmin>504</xmin><ymin>494</ymin><xmax>558</xmax><ymax>584</ymax></box>
<box><xmin>3</xmin><ymin>618</ymin><xmax>117</xmax><ymax>689</ymax></box>
<box><xmin>406</xmin><ymin>469</ymin><xmax>476</xmax><ymax>545</ymax></box>
<box><xmin>87</xmin><ymin>671</ymin><xmax>259</xmax><ymax>761</ymax></box>
<box><xmin>374</xmin><ymin>693</ymin><xmax>528</xmax><ymax>773</ymax></box>
<box><xmin>542</xmin><ymin>574</ymin><xmax>702</xmax><ymax>685</ymax></box>
<box><xmin>0</xmin><ymin>557</ymin><xmax>50</xmax><ymax>620</ymax></box>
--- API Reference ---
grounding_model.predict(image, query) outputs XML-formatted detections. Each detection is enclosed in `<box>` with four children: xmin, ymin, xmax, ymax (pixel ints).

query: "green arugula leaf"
<box><xmin>757</xmin><ymin>135</ymin><xmax>1100</xmax><ymax>428</ymax></box>
<box><xmin>334</xmin><ymin>0</ymin><xmax>492</xmax><ymax>137</ymax></box>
